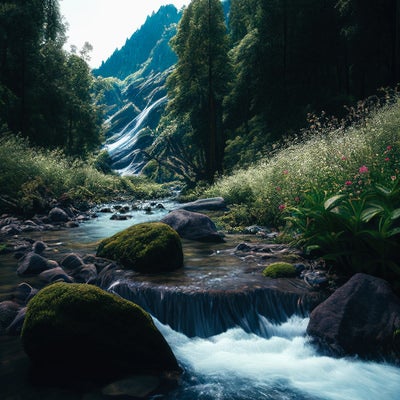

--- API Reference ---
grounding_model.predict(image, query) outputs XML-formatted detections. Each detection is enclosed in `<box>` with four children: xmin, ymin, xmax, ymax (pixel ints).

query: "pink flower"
<box><xmin>294</xmin><ymin>196</ymin><xmax>300</xmax><ymax>203</ymax></box>
<box><xmin>278</xmin><ymin>204</ymin><xmax>286</xmax><ymax>211</ymax></box>
<box><xmin>341</xmin><ymin>156</ymin><xmax>347</xmax><ymax>161</ymax></box>
<box><xmin>283</xmin><ymin>170</ymin><xmax>289</xmax><ymax>175</ymax></box>
<box><xmin>385</xmin><ymin>157</ymin><xmax>390</xmax><ymax>162</ymax></box>
<box><xmin>391</xmin><ymin>176</ymin><xmax>397</xmax><ymax>181</ymax></box>
<box><xmin>387</xmin><ymin>145</ymin><xmax>393</xmax><ymax>151</ymax></box>
<box><xmin>276</xmin><ymin>186</ymin><xmax>281</xmax><ymax>192</ymax></box>
<box><xmin>359</xmin><ymin>165</ymin><xmax>369</xmax><ymax>174</ymax></box>
<box><xmin>345</xmin><ymin>181</ymin><xmax>352</xmax><ymax>186</ymax></box>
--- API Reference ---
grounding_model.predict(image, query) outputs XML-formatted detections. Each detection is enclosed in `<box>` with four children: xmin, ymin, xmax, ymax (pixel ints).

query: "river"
<box><xmin>1</xmin><ymin>203</ymin><xmax>400</xmax><ymax>399</ymax></box>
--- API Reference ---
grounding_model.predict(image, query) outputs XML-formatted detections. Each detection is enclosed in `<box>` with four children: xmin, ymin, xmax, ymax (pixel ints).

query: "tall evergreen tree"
<box><xmin>163</xmin><ymin>0</ymin><xmax>231</xmax><ymax>183</ymax></box>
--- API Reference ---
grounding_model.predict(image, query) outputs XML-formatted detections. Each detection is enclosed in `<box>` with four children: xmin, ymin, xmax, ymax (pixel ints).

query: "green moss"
<box><xmin>97</xmin><ymin>222</ymin><xmax>183</xmax><ymax>273</ymax></box>
<box><xmin>262</xmin><ymin>262</ymin><xmax>297</xmax><ymax>278</ymax></box>
<box><xmin>21</xmin><ymin>282</ymin><xmax>180</xmax><ymax>381</ymax></box>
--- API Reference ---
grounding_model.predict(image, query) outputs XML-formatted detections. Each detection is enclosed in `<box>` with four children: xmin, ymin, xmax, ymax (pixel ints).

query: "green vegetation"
<box><xmin>97</xmin><ymin>222</ymin><xmax>183</xmax><ymax>273</ymax></box>
<box><xmin>0</xmin><ymin>0</ymin><xmax>102</xmax><ymax>156</ymax></box>
<box><xmin>262</xmin><ymin>262</ymin><xmax>297</xmax><ymax>279</ymax></box>
<box><xmin>21</xmin><ymin>282</ymin><xmax>179</xmax><ymax>380</ymax></box>
<box><xmin>206</xmin><ymin>96</ymin><xmax>400</xmax><ymax>227</ymax></box>
<box><xmin>0</xmin><ymin>134</ymin><xmax>170</xmax><ymax>214</ymax></box>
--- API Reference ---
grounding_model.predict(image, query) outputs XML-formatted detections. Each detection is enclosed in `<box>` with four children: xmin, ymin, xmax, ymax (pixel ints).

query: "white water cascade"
<box><xmin>155</xmin><ymin>316</ymin><xmax>400</xmax><ymax>400</ymax></box>
<box><xmin>105</xmin><ymin>95</ymin><xmax>168</xmax><ymax>174</ymax></box>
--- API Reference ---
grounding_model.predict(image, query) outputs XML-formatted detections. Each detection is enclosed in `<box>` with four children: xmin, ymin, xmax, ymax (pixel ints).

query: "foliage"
<box><xmin>152</xmin><ymin>0</ymin><xmax>231</xmax><ymax>184</ymax></box>
<box><xmin>262</xmin><ymin>262</ymin><xmax>297</xmax><ymax>278</ymax></box>
<box><xmin>205</xmin><ymin>95</ymin><xmax>400</xmax><ymax>227</ymax></box>
<box><xmin>96</xmin><ymin>222</ymin><xmax>183</xmax><ymax>273</ymax></box>
<box><xmin>286</xmin><ymin>179</ymin><xmax>400</xmax><ymax>285</ymax></box>
<box><xmin>0</xmin><ymin>134</ymin><xmax>169</xmax><ymax>215</ymax></box>
<box><xmin>0</xmin><ymin>0</ymin><xmax>102</xmax><ymax>157</ymax></box>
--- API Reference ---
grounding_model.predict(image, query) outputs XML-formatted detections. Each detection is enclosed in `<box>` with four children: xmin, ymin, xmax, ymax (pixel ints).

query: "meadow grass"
<box><xmin>205</xmin><ymin>97</ymin><xmax>400</xmax><ymax>228</ymax></box>
<box><xmin>0</xmin><ymin>135</ymin><xmax>169</xmax><ymax>215</ymax></box>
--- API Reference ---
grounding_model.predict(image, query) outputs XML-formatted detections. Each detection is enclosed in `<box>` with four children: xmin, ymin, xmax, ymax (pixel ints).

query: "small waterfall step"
<box><xmin>109</xmin><ymin>279</ymin><xmax>326</xmax><ymax>338</ymax></box>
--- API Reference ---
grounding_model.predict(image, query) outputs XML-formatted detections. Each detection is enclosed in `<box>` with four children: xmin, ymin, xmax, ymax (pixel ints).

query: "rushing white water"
<box><xmin>105</xmin><ymin>95</ymin><xmax>168</xmax><ymax>173</ymax></box>
<box><xmin>154</xmin><ymin>316</ymin><xmax>400</xmax><ymax>400</ymax></box>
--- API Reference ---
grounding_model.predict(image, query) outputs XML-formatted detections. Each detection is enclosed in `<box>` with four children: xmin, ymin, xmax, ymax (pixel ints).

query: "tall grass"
<box><xmin>0</xmin><ymin>135</ymin><xmax>169</xmax><ymax>214</ymax></box>
<box><xmin>205</xmin><ymin>97</ymin><xmax>400</xmax><ymax>227</ymax></box>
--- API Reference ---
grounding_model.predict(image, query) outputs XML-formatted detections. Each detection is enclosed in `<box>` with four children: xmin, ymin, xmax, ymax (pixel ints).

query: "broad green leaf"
<box><xmin>391</xmin><ymin>208</ymin><xmax>400</xmax><ymax>220</ymax></box>
<box><xmin>324</xmin><ymin>194</ymin><xmax>345</xmax><ymax>211</ymax></box>
<box><xmin>361</xmin><ymin>206</ymin><xmax>384</xmax><ymax>222</ymax></box>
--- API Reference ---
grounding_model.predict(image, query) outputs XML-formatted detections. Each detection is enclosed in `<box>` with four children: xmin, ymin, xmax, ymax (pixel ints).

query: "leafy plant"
<box><xmin>286</xmin><ymin>180</ymin><xmax>400</xmax><ymax>283</ymax></box>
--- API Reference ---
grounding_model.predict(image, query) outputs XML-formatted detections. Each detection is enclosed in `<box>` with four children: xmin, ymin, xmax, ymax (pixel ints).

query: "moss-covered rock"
<box><xmin>21</xmin><ymin>282</ymin><xmax>181</xmax><ymax>381</ymax></box>
<box><xmin>262</xmin><ymin>262</ymin><xmax>297</xmax><ymax>278</ymax></box>
<box><xmin>96</xmin><ymin>222</ymin><xmax>183</xmax><ymax>273</ymax></box>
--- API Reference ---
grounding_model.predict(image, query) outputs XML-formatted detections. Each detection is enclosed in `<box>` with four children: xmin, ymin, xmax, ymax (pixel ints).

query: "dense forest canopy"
<box><xmin>0</xmin><ymin>0</ymin><xmax>399</xmax><ymax>181</ymax></box>
<box><xmin>0</xmin><ymin>0</ymin><xmax>102</xmax><ymax>156</ymax></box>
<box><xmin>147</xmin><ymin>0</ymin><xmax>400</xmax><ymax>183</ymax></box>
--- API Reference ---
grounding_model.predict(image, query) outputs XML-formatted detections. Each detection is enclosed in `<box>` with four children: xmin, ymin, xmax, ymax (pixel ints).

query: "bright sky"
<box><xmin>60</xmin><ymin>0</ymin><xmax>191</xmax><ymax>68</ymax></box>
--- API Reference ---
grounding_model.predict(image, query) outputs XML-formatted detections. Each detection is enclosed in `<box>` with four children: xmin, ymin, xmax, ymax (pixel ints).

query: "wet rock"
<box><xmin>17</xmin><ymin>252</ymin><xmax>52</xmax><ymax>276</ymax></box>
<box><xmin>179</xmin><ymin>197</ymin><xmax>228</xmax><ymax>212</ymax></box>
<box><xmin>13</xmin><ymin>283</ymin><xmax>37</xmax><ymax>305</ymax></box>
<box><xmin>0</xmin><ymin>301</ymin><xmax>20</xmax><ymax>334</ymax></box>
<box><xmin>97</xmin><ymin>222</ymin><xmax>183</xmax><ymax>273</ymax></box>
<box><xmin>60</xmin><ymin>253</ymin><xmax>85</xmax><ymax>270</ymax></box>
<box><xmin>1</xmin><ymin>224</ymin><xmax>21</xmax><ymax>235</ymax></box>
<box><xmin>307</xmin><ymin>273</ymin><xmax>400</xmax><ymax>361</ymax></box>
<box><xmin>7</xmin><ymin>307</ymin><xmax>26</xmax><ymax>336</ymax></box>
<box><xmin>96</xmin><ymin>263</ymin><xmax>121</xmax><ymax>289</ymax></box>
<box><xmin>100</xmin><ymin>207</ymin><xmax>113</xmax><ymax>213</ymax></box>
<box><xmin>161</xmin><ymin>210</ymin><xmax>224</xmax><ymax>243</ymax></box>
<box><xmin>302</xmin><ymin>270</ymin><xmax>328</xmax><ymax>289</ymax></box>
<box><xmin>102</xmin><ymin>375</ymin><xmax>161</xmax><ymax>398</ymax></box>
<box><xmin>39</xmin><ymin>267</ymin><xmax>74</xmax><ymax>284</ymax></box>
<box><xmin>32</xmin><ymin>241</ymin><xmax>47</xmax><ymax>254</ymax></box>
<box><xmin>48</xmin><ymin>207</ymin><xmax>69</xmax><ymax>222</ymax></box>
<box><xmin>66</xmin><ymin>221</ymin><xmax>79</xmax><ymax>228</ymax></box>
<box><xmin>70</xmin><ymin>264</ymin><xmax>97</xmax><ymax>284</ymax></box>
<box><xmin>110</xmin><ymin>213</ymin><xmax>132</xmax><ymax>221</ymax></box>
<box><xmin>21</xmin><ymin>283</ymin><xmax>181</xmax><ymax>381</ymax></box>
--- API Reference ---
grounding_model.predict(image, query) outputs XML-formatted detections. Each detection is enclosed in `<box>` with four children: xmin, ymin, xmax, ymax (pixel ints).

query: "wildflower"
<box><xmin>341</xmin><ymin>156</ymin><xmax>347</xmax><ymax>161</ymax></box>
<box><xmin>278</xmin><ymin>204</ymin><xmax>286</xmax><ymax>211</ymax></box>
<box><xmin>359</xmin><ymin>165</ymin><xmax>369</xmax><ymax>174</ymax></box>
<box><xmin>385</xmin><ymin>157</ymin><xmax>390</xmax><ymax>162</ymax></box>
<box><xmin>294</xmin><ymin>196</ymin><xmax>300</xmax><ymax>203</ymax></box>
<box><xmin>391</xmin><ymin>176</ymin><xmax>397</xmax><ymax>181</ymax></box>
<box><xmin>387</xmin><ymin>145</ymin><xmax>393</xmax><ymax>151</ymax></box>
<box><xmin>276</xmin><ymin>186</ymin><xmax>281</xmax><ymax>191</ymax></box>
<box><xmin>283</xmin><ymin>170</ymin><xmax>289</xmax><ymax>175</ymax></box>
<box><xmin>345</xmin><ymin>181</ymin><xmax>352</xmax><ymax>186</ymax></box>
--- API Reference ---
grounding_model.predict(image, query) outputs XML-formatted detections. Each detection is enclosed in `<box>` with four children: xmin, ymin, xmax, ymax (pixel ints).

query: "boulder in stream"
<box><xmin>179</xmin><ymin>197</ymin><xmax>228</xmax><ymax>212</ymax></box>
<box><xmin>96</xmin><ymin>222</ymin><xmax>183</xmax><ymax>273</ymax></box>
<box><xmin>161</xmin><ymin>209</ymin><xmax>224</xmax><ymax>243</ymax></box>
<box><xmin>307</xmin><ymin>273</ymin><xmax>400</xmax><ymax>362</ymax></box>
<box><xmin>21</xmin><ymin>282</ymin><xmax>181</xmax><ymax>381</ymax></box>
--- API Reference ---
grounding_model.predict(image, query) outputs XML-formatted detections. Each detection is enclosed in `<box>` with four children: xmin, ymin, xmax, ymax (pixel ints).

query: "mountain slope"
<box><xmin>93</xmin><ymin>5</ymin><xmax>181</xmax><ymax>80</ymax></box>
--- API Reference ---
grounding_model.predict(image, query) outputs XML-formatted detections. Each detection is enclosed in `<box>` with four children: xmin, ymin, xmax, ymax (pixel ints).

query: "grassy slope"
<box><xmin>205</xmin><ymin>98</ymin><xmax>400</xmax><ymax>228</ymax></box>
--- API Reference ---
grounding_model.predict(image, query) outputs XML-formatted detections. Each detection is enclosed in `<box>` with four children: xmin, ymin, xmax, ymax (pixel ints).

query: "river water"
<box><xmin>1</xmin><ymin>203</ymin><xmax>400</xmax><ymax>400</ymax></box>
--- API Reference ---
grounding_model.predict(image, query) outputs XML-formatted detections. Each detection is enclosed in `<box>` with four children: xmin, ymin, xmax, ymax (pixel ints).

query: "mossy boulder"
<box><xmin>21</xmin><ymin>282</ymin><xmax>181</xmax><ymax>381</ymax></box>
<box><xmin>262</xmin><ymin>262</ymin><xmax>297</xmax><ymax>278</ymax></box>
<box><xmin>96</xmin><ymin>222</ymin><xmax>183</xmax><ymax>273</ymax></box>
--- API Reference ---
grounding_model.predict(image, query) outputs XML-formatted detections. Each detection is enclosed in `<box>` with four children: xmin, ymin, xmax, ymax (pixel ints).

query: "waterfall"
<box><xmin>105</xmin><ymin>95</ymin><xmax>168</xmax><ymax>174</ymax></box>
<box><xmin>109</xmin><ymin>280</ymin><xmax>323</xmax><ymax>338</ymax></box>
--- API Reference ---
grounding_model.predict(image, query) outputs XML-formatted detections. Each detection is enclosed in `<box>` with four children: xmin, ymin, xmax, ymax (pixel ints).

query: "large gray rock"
<box><xmin>17</xmin><ymin>252</ymin><xmax>52</xmax><ymax>276</ymax></box>
<box><xmin>48</xmin><ymin>207</ymin><xmax>69</xmax><ymax>222</ymax></box>
<box><xmin>161</xmin><ymin>210</ymin><xmax>224</xmax><ymax>243</ymax></box>
<box><xmin>307</xmin><ymin>273</ymin><xmax>400</xmax><ymax>361</ymax></box>
<box><xmin>179</xmin><ymin>197</ymin><xmax>228</xmax><ymax>212</ymax></box>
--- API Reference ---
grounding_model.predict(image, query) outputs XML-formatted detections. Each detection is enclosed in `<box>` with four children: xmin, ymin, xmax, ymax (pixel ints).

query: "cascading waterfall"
<box><xmin>105</xmin><ymin>95</ymin><xmax>168</xmax><ymax>174</ymax></box>
<box><xmin>109</xmin><ymin>280</ymin><xmax>321</xmax><ymax>338</ymax></box>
